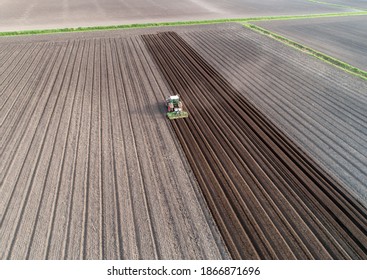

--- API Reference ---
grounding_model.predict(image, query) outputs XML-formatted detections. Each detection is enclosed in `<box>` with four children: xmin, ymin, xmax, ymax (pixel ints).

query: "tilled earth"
<box><xmin>1</xmin><ymin>23</ymin><xmax>366</xmax><ymax>260</ymax></box>
<box><xmin>0</xmin><ymin>28</ymin><xmax>230</xmax><ymax>260</ymax></box>
<box><xmin>179</xmin><ymin>24</ymin><xmax>367</xmax><ymax>208</ymax></box>
<box><xmin>142</xmin><ymin>31</ymin><xmax>367</xmax><ymax>259</ymax></box>
<box><xmin>255</xmin><ymin>15</ymin><xmax>367</xmax><ymax>71</ymax></box>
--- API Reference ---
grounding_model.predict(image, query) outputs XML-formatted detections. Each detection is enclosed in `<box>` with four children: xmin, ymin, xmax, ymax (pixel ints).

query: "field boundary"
<box><xmin>244</xmin><ymin>23</ymin><xmax>367</xmax><ymax>81</ymax></box>
<box><xmin>306</xmin><ymin>0</ymin><xmax>367</xmax><ymax>11</ymax></box>
<box><xmin>1</xmin><ymin>11</ymin><xmax>367</xmax><ymax>37</ymax></box>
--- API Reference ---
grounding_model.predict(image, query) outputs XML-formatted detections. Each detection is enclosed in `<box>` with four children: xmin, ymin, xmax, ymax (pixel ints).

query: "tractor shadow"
<box><xmin>127</xmin><ymin>99</ymin><xmax>167</xmax><ymax>120</ymax></box>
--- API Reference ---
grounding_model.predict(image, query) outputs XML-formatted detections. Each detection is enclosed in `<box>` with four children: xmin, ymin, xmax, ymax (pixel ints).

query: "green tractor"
<box><xmin>165</xmin><ymin>95</ymin><xmax>189</xmax><ymax>120</ymax></box>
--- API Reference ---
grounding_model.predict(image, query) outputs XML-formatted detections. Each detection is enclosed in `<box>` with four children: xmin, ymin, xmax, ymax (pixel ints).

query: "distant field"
<box><xmin>314</xmin><ymin>0</ymin><xmax>367</xmax><ymax>9</ymax></box>
<box><xmin>255</xmin><ymin>15</ymin><xmax>367</xmax><ymax>71</ymax></box>
<box><xmin>0</xmin><ymin>0</ymin><xmax>359</xmax><ymax>32</ymax></box>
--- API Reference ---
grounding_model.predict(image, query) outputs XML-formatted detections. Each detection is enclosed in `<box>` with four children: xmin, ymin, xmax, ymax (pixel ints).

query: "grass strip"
<box><xmin>1</xmin><ymin>11</ymin><xmax>367</xmax><ymax>37</ymax></box>
<box><xmin>244</xmin><ymin>23</ymin><xmax>367</xmax><ymax>81</ymax></box>
<box><xmin>306</xmin><ymin>0</ymin><xmax>367</xmax><ymax>11</ymax></box>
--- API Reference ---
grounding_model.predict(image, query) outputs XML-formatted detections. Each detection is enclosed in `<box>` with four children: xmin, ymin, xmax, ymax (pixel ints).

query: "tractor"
<box><xmin>165</xmin><ymin>95</ymin><xmax>189</xmax><ymax>120</ymax></box>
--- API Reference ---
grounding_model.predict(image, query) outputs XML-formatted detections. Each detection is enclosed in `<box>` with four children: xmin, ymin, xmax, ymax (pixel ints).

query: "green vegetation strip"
<box><xmin>244</xmin><ymin>23</ymin><xmax>367</xmax><ymax>81</ymax></box>
<box><xmin>1</xmin><ymin>11</ymin><xmax>367</xmax><ymax>37</ymax></box>
<box><xmin>307</xmin><ymin>0</ymin><xmax>367</xmax><ymax>11</ymax></box>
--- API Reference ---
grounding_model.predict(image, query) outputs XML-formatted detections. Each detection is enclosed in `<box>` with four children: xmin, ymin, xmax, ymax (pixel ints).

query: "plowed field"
<box><xmin>142</xmin><ymin>31</ymin><xmax>367</xmax><ymax>259</ymax></box>
<box><xmin>181</xmin><ymin>24</ymin><xmax>367</xmax><ymax>208</ymax></box>
<box><xmin>0</xmin><ymin>31</ymin><xmax>229</xmax><ymax>260</ymax></box>
<box><xmin>255</xmin><ymin>15</ymin><xmax>367</xmax><ymax>71</ymax></box>
<box><xmin>1</xmin><ymin>23</ymin><xmax>366</xmax><ymax>260</ymax></box>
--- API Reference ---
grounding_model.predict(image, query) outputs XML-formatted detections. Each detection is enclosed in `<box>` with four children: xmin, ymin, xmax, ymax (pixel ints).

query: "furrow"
<box><xmin>79</xmin><ymin>38</ymin><xmax>95</xmax><ymax>260</ymax></box>
<box><xmin>109</xmin><ymin>37</ymin><xmax>139</xmax><ymax>259</ymax></box>
<box><xmin>61</xmin><ymin>39</ymin><xmax>90</xmax><ymax>259</ymax></box>
<box><xmin>103</xmin><ymin>38</ymin><xmax>123</xmax><ymax>259</ymax></box>
<box><xmin>43</xmin><ymin>40</ymin><xmax>85</xmax><ymax>260</ymax></box>
<box><xmin>82</xmin><ymin>38</ymin><xmax>102</xmax><ymax>260</ymax></box>
<box><xmin>0</xmin><ymin>44</ymin><xmax>54</xmax><ymax>176</ymax></box>
<box><xmin>0</xmin><ymin>42</ymin><xmax>66</xmax><ymax>221</ymax></box>
<box><xmin>11</xmin><ymin>40</ymin><xmax>83</xmax><ymax>260</ymax></box>
<box><xmin>0</xmin><ymin>43</ymin><xmax>39</xmax><ymax>97</ymax></box>
<box><xmin>0</xmin><ymin>43</ymin><xmax>48</xmax><ymax>126</ymax></box>
<box><xmin>61</xmin><ymin>39</ymin><xmax>93</xmax><ymax>260</ymax></box>
<box><xmin>0</xmin><ymin>40</ymin><xmax>75</xmax><ymax>259</ymax></box>
<box><xmin>119</xmin><ymin>38</ymin><xmax>158</xmax><ymax>259</ymax></box>
<box><xmin>0</xmin><ymin>44</ymin><xmax>52</xmax><ymax>159</ymax></box>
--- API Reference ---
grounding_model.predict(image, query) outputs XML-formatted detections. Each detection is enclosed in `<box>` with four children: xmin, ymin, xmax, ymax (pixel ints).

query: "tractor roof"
<box><xmin>169</xmin><ymin>95</ymin><xmax>180</xmax><ymax>100</ymax></box>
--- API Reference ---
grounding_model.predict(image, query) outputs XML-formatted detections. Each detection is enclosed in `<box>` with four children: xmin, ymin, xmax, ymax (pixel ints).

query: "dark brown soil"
<box><xmin>142</xmin><ymin>31</ymin><xmax>367</xmax><ymax>259</ymax></box>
